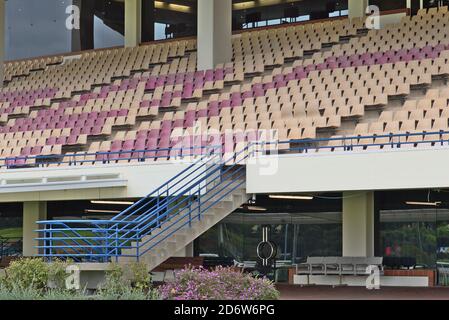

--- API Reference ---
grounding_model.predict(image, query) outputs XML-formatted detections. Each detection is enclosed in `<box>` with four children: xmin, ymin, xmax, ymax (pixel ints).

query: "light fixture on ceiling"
<box><xmin>240</xmin><ymin>205</ymin><xmax>267</xmax><ymax>211</ymax></box>
<box><xmin>269</xmin><ymin>195</ymin><xmax>314</xmax><ymax>200</ymax></box>
<box><xmin>85</xmin><ymin>209</ymin><xmax>122</xmax><ymax>214</ymax></box>
<box><xmin>90</xmin><ymin>200</ymin><xmax>134</xmax><ymax>205</ymax></box>
<box><xmin>405</xmin><ymin>201</ymin><xmax>442</xmax><ymax>207</ymax></box>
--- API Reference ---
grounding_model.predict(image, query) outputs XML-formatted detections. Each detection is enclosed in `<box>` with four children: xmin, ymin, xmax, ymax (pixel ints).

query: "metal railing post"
<box><xmin>48</xmin><ymin>224</ymin><xmax>53</xmax><ymax>263</ymax></box>
<box><xmin>115</xmin><ymin>225</ymin><xmax>119</xmax><ymax>263</ymax></box>
<box><xmin>136</xmin><ymin>228</ymin><xmax>140</xmax><ymax>261</ymax></box>
<box><xmin>104</xmin><ymin>225</ymin><xmax>109</xmax><ymax>263</ymax></box>
<box><xmin>198</xmin><ymin>187</ymin><xmax>201</xmax><ymax>222</ymax></box>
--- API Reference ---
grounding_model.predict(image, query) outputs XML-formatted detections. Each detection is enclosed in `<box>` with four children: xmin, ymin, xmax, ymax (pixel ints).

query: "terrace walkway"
<box><xmin>277</xmin><ymin>284</ymin><xmax>449</xmax><ymax>300</ymax></box>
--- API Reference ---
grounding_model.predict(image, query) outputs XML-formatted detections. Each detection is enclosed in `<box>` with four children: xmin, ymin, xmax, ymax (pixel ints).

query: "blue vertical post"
<box><xmin>115</xmin><ymin>225</ymin><xmax>119</xmax><ymax>263</ymax></box>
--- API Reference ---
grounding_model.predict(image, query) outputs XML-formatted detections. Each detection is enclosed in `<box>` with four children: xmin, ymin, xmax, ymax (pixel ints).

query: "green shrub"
<box><xmin>0</xmin><ymin>258</ymin><xmax>160</xmax><ymax>300</ymax></box>
<box><xmin>47</xmin><ymin>259</ymin><xmax>72</xmax><ymax>289</ymax></box>
<box><xmin>0</xmin><ymin>282</ymin><xmax>43</xmax><ymax>300</ymax></box>
<box><xmin>3</xmin><ymin>258</ymin><xmax>49</xmax><ymax>291</ymax></box>
<box><xmin>128</xmin><ymin>262</ymin><xmax>152</xmax><ymax>291</ymax></box>
<box><xmin>98</xmin><ymin>263</ymin><xmax>159</xmax><ymax>300</ymax></box>
<box><xmin>43</xmin><ymin>288</ymin><xmax>90</xmax><ymax>301</ymax></box>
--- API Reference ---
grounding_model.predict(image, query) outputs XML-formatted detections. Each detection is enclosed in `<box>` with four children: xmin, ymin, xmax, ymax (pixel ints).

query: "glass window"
<box><xmin>380</xmin><ymin>209</ymin><xmax>437</xmax><ymax>267</ymax></box>
<box><xmin>5</xmin><ymin>0</ymin><xmax>72</xmax><ymax>60</ymax></box>
<box><xmin>5</xmin><ymin>0</ymin><xmax>124</xmax><ymax>61</ymax></box>
<box><xmin>196</xmin><ymin>210</ymin><xmax>342</xmax><ymax>264</ymax></box>
<box><xmin>0</xmin><ymin>203</ymin><xmax>23</xmax><ymax>258</ymax></box>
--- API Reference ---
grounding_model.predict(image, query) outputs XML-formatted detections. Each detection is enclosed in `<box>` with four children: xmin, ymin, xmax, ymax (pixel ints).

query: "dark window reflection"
<box><xmin>196</xmin><ymin>210</ymin><xmax>342</xmax><ymax>264</ymax></box>
<box><xmin>5</xmin><ymin>0</ymin><xmax>124</xmax><ymax>60</ymax></box>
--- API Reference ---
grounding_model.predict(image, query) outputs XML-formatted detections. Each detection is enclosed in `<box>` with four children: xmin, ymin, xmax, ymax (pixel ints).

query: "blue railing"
<box><xmin>5</xmin><ymin>129</ymin><xmax>449</xmax><ymax>170</ymax></box>
<box><xmin>270</xmin><ymin>130</ymin><xmax>449</xmax><ymax>153</ymax></box>
<box><xmin>35</xmin><ymin>145</ymin><xmax>249</xmax><ymax>262</ymax></box>
<box><xmin>34</xmin><ymin>129</ymin><xmax>449</xmax><ymax>262</ymax></box>
<box><xmin>1</xmin><ymin>144</ymin><xmax>218</xmax><ymax>169</ymax></box>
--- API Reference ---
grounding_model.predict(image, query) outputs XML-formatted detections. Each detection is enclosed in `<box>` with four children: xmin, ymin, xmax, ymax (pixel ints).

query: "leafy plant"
<box><xmin>47</xmin><ymin>259</ymin><xmax>72</xmax><ymax>289</ymax></box>
<box><xmin>3</xmin><ymin>258</ymin><xmax>49</xmax><ymax>291</ymax></box>
<box><xmin>159</xmin><ymin>266</ymin><xmax>280</xmax><ymax>300</ymax></box>
<box><xmin>0</xmin><ymin>282</ymin><xmax>43</xmax><ymax>300</ymax></box>
<box><xmin>0</xmin><ymin>258</ymin><xmax>159</xmax><ymax>300</ymax></box>
<box><xmin>128</xmin><ymin>262</ymin><xmax>152</xmax><ymax>291</ymax></box>
<box><xmin>43</xmin><ymin>288</ymin><xmax>91</xmax><ymax>300</ymax></box>
<box><xmin>98</xmin><ymin>263</ymin><xmax>159</xmax><ymax>300</ymax></box>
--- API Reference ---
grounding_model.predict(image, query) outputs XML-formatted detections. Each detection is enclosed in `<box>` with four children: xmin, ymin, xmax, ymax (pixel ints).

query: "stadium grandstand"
<box><xmin>0</xmin><ymin>0</ymin><xmax>449</xmax><ymax>289</ymax></box>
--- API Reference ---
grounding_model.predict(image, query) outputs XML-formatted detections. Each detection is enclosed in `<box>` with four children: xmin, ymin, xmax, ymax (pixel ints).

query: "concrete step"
<box><xmin>118</xmin><ymin>187</ymin><xmax>249</xmax><ymax>269</ymax></box>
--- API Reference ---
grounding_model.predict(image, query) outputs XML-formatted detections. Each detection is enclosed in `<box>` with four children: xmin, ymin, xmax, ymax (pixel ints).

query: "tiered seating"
<box><xmin>4</xmin><ymin>56</ymin><xmax>63</xmax><ymax>82</ymax></box>
<box><xmin>1</xmin><ymin>7</ymin><xmax>449</xmax><ymax>167</ymax></box>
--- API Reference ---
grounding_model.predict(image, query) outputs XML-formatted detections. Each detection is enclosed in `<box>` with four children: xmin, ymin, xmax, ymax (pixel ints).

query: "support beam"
<box><xmin>23</xmin><ymin>201</ymin><xmax>47</xmax><ymax>257</ymax></box>
<box><xmin>197</xmin><ymin>0</ymin><xmax>232</xmax><ymax>71</ymax></box>
<box><xmin>348</xmin><ymin>0</ymin><xmax>369</xmax><ymax>19</ymax></box>
<box><xmin>342</xmin><ymin>191</ymin><xmax>374</xmax><ymax>257</ymax></box>
<box><xmin>125</xmin><ymin>0</ymin><xmax>142</xmax><ymax>47</ymax></box>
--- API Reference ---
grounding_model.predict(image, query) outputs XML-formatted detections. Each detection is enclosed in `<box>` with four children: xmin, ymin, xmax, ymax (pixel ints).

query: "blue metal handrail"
<box><xmin>35</xmin><ymin>129</ymin><xmax>449</xmax><ymax>262</ymax></box>
<box><xmin>1</xmin><ymin>144</ymin><xmax>220</xmax><ymax>169</ymax></box>
<box><xmin>6</xmin><ymin>129</ymin><xmax>449</xmax><ymax>170</ymax></box>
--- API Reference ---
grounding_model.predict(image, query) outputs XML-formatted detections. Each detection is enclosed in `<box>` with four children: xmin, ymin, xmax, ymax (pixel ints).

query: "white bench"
<box><xmin>296</xmin><ymin>256</ymin><xmax>384</xmax><ymax>285</ymax></box>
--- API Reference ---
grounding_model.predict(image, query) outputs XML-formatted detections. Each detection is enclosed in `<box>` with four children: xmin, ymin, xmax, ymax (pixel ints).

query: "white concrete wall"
<box><xmin>0</xmin><ymin>161</ymin><xmax>193</xmax><ymax>202</ymax></box>
<box><xmin>246</xmin><ymin>147</ymin><xmax>449</xmax><ymax>194</ymax></box>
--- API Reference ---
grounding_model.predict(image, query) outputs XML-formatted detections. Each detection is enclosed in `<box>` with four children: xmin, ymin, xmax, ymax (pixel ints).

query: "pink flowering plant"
<box><xmin>159</xmin><ymin>266</ymin><xmax>280</xmax><ymax>300</ymax></box>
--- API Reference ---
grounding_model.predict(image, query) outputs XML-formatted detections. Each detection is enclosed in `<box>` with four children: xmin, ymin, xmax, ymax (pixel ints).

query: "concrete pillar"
<box><xmin>23</xmin><ymin>201</ymin><xmax>47</xmax><ymax>257</ymax></box>
<box><xmin>0</xmin><ymin>0</ymin><xmax>4</xmax><ymax>88</ymax></box>
<box><xmin>348</xmin><ymin>0</ymin><xmax>369</xmax><ymax>18</ymax></box>
<box><xmin>420</xmin><ymin>0</ymin><xmax>424</xmax><ymax>9</ymax></box>
<box><xmin>406</xmin><ymin>0</ymin><xmax>412</xmax><ymax>9</ymax></box>
<box><xmin>125</xmin><ymin>0</ymin><xmax>142</xmax><ymax>47</ymax></box>
<box><xmin>197</xmin><ymin>0</ymin><xmax>232</xmax><ymax>71</ymax></box>
<box><xmin>342</xmin><ymin>192</ymin><xmax>374</xmax><ymax>257</ymax></box>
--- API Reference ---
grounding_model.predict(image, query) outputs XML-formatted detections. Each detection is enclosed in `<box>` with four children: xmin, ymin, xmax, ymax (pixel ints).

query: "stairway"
<box><xmin>36</xmin><ymin>148</ymin><xmax>251</xmax><ymax>271</ymax></box>
<box><xmin>118</xmin><ymin>179</ymin><xmax>249</xmax><ymax>270</ymax></box>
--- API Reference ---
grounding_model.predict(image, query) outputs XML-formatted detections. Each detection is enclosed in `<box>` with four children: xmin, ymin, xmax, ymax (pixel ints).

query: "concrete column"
<box><xmin>420</xmin><ymin>0</ymin><xmax>424</xmax><ymax>9</ymax></box>
<box><xmin>406</xmin><ymin>0</ymin><xmax>412</xmax><ymax>9</ymax></box>
<box><xmin>348</xmin><ymin>0</ymin><xmax>369</xmax><ymax>18</ymax></box>
<box><xmin>0</xmin><ymin>0</ymin><xmax>4</xmax><ymax>88</ymax></box>
<box><xmin>342</xmin><ymin>191</ymin><xmax>374</xmax><ymax>257</ymax></box>
<box><xmin>125</xmin><ymin>0</ymin><xmax>142</xmax><ymax>47</ymax></box>
<box><xmin>197</xmin><ymin>0</ymin><xmax>232</xmax><ymax>71</ymax></box>
<box><xmin>23</xmin><ymin>201</ymin><xmax>47</xmax><ymax>257</ymax></box>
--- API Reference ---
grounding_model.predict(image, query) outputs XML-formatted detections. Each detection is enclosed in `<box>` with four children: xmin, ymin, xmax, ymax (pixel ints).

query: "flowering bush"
<box><xmin>159</xmin><ymin>266</ymin><xmax>280</xmax><ymax>300</ymax></box>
